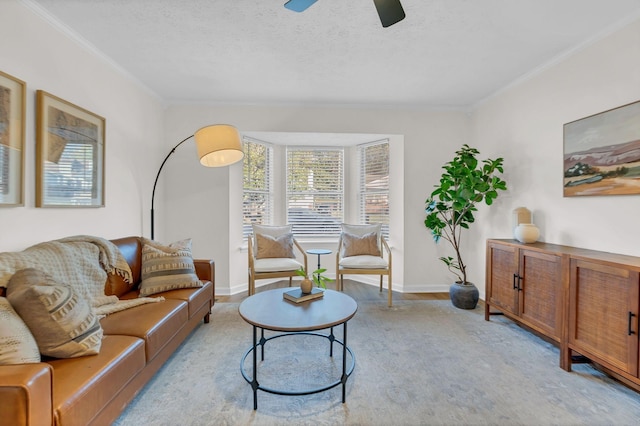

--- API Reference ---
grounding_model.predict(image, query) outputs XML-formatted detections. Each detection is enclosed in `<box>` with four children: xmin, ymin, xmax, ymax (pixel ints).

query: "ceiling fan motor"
<box><xmin>284</xmin><ymin>0</ymin><xmax>405</xmax><ymax>28</ymax></box>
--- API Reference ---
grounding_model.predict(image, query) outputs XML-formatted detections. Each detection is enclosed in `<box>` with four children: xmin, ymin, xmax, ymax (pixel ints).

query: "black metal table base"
<box><xmin>240</xmin><ymin>323</ymin><xmax>355</xmax><ymax>410</ymax></box>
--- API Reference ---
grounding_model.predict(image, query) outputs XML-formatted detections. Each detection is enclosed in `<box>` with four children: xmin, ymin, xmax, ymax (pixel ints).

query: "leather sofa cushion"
<box><xmin>157</xmin><ymin>281</ymin><xmax>214</xmax><ymax>319</ymax></box>
<box><xmin>48</xmin><ymin>335</ymin><xmax>145</xmax><ymax>426</ymax></box>
<box><xmin>100</xmin><ymin>299</ymin><xmax>188</xmax><ymax>362</ymax></box>
<box><xmin>118</xmin><ymin>282</ymin><xmax>213</xmax><ymax>320</ymax></box>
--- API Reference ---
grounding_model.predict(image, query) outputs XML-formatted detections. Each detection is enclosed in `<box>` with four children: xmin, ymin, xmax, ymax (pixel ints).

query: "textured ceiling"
<box><xmin>25</xmin><ymin>0</ymin><xmax>640</xmax><ymax>108</ymax></box>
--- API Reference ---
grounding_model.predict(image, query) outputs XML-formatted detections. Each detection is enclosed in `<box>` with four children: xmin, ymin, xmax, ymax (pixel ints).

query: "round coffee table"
<box><xmin>239</xmin><ymin>287</ymin><xmax>357</xmax><ymax>410</ymax></box>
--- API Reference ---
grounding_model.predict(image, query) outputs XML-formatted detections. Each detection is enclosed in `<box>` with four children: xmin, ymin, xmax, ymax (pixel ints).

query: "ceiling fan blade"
<box><xmin>372</xmin><ymin>0</ymin><xmax>406</xmax><ymax>27</ymax></box>
<box><xmin>284</xmin><ymin>0</ymin><xmax>319</xmax><ymax>13</ymax></box>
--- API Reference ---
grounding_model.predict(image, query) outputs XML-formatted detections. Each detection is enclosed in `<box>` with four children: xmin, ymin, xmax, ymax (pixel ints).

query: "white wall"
<box><xmin>469</xmin><ymin>17</ymin><xmax>640</xmax><ymax>296</ymax></box>
<box><xmin>0</xmin><ymin>0</ymin><xmax>164</xmax><ymax>251</ymax></box>
<box><xmin>163</xmin><ymin>105</ymin><xmax>469</xmax><ymax>295</ymax></box>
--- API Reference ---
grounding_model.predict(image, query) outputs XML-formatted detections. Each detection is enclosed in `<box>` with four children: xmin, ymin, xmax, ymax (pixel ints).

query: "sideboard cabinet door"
<box><xmin>486</xmin><ymin>241</ymin><xmax>519</xmax><ymax>316</ymax></box>
<box><xmin>486</xmin><ymin>240</ymin><xmax>563</xmax><ymax>342</ymax></box>
<box><xmin>518</xmin><ymin>249</ymin><xmax>563</xmax><ymax>340</ymax></box>
<box><xmin>568</xmin><ymin>258</ymin><xmax>639</xmax><ymax>377</ymax></box>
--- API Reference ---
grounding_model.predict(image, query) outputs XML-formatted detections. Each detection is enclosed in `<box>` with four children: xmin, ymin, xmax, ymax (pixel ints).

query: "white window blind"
<box><xmin>286</xmin><ymin>147</ymin><xmax>344</xmax><ymax>237</ymax></box>
<box><xmin>358</xmin><ymin>140</ymin><xmax>390</xmax><ymax>238</ymax></box>
<box><xmin>242</xmin><ymin>138</ymin><xmax>273</xmax><ymax>238</ymax></box>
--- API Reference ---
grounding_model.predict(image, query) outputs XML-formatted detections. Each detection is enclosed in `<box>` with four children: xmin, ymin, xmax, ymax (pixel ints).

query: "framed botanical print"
<box><xmin>0</xmin><ymin>70</ymin><xmax>26</xmax><ymax>206</ymax></box>
<box><xmin>36</xmin><ymin>90</ymin><xmax>105</xmax><ymax>207</ymax></box>
<box><xmin>564</xmin><ymin>100</ymin><xmax>640</xmax><ymax>197</ymax></box>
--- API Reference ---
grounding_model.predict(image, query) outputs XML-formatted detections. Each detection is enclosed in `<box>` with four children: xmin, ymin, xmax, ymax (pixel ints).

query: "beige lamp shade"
<box><xmin>194</xmin><ymin>124</ymin><xmax>244</xmax><ymax>167</ymax></box>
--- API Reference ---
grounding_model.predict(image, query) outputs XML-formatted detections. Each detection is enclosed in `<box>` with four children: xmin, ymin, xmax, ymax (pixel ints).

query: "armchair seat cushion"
<box><xmin>254</xmin><ymin>258</ymin><xmax>303</xmax><ymax>273</ymax></box>
<box><xmin>339</xmin><ymin>255</ymin><xmax>388</xmax><ymax>269</ymax></box>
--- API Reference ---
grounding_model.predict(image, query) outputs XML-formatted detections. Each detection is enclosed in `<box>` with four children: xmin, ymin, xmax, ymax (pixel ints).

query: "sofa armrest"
<box><xmin>194</xmin><ymin>259</ymin><xmax>214</xmax><ymax>284</ymax></box>
<box><xmin>0</xmin><ymin>364</ymin><xmax>53</xmax><ymax>426</ymax></box>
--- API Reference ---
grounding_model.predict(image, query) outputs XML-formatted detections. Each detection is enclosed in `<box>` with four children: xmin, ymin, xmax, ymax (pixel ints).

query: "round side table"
<box><xmin>306</xmin><ymin>248</ymin><xmax>332</xmax><ymax>280</ymax></box>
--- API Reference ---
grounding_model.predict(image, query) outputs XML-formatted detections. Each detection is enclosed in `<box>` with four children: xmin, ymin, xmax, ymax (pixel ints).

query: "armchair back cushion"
<box><xmin>340</xmin><ymin>223</ymin><xmax>382</xmax><ymax>257</ymax></box>
<box><xmin>252</xmin><ymin>224</ymin><xmax>294</xmax><ymax>259</ymax></box>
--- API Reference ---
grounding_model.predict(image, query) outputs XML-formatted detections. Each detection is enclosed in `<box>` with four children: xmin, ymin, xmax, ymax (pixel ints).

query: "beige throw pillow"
<box><xmin>0</xmin><ymin>297</ymin><xmax>41</xmax><ymax>365</ymax></box>
<box><xmin>341</xmin><ymin>232</ymin><xmax>381</xmax><ymax>257</ymax></box>
<box><xmin>139</xmin><ymin>238</ymin><xmax>202</xmax><ymax>297</ymax></box>
<box><xmin>255</xmin><ymin>233</ymin><xmax>295</xmax><ymax>259</ymax></box>
<box><xmin>6</xmin><ymin>268</ymin><xmax>102</xmax><ymax>358</ymax></box>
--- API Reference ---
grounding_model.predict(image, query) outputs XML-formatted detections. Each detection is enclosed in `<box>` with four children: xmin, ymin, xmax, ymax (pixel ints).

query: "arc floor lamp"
<box><xmin>150</xmin><ymin>124</ymin><xmax>244</xmax><ymax>240</ymax></box>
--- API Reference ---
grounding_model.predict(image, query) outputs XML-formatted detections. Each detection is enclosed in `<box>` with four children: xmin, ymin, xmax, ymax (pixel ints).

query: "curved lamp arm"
<box><xmin>150</xmin><ymin>135</ymin><xmax>193</xmax><ymax>240</ymax></box>
<box><xmin>150</xmin><ymin>124</ymin><xmax>243</xmax><ymax>240</ymax></box>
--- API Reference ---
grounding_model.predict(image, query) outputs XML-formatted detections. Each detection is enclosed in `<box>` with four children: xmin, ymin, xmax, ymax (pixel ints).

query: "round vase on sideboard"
<box><xmin>449</xmin><ymin>282</ymin><xmax>479</xmax><ymax>310</ymax></box>
<box><xmin>514</xmin><ymin>223</ymin><xmax>540</xmax><ymax>243</ymax></box>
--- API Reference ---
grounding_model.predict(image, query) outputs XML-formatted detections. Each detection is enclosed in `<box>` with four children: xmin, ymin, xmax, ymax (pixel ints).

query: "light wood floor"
<box><xmin>216</xmin><ymin>279</ymin><xmax>450</xmax><ymax>303</ymax></box>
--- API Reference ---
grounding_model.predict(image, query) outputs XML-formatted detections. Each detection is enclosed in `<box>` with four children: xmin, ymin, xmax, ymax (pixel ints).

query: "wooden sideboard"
<box><xmin>485</xmin><ymin>239</ymin><xmax>640</xmax><ymax>391</ymax></box>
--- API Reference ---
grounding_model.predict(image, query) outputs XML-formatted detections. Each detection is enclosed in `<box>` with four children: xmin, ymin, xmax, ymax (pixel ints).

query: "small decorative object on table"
<box><xmin>295</xmin><ymin>267</ymin><xmax>333</xmax><ymax>292</ymax></box>
<box><xmin>514</xmin><ymin>223</ymin><xmax>540</xmax><ymax>243</ymax></box>
<box><xmin>512</xmin><ymin>207</ymin><xmax>532</xmax><ymax>236</ymax></box>
<box><xmin>283</xmin><ymin>287</ymin><xmax>324</xmax><ymax>303</ymax></box>
<box><xmin>295</xmin><ymin>268</ymin><xmax>314</xmax><ymax>293</ymax></box>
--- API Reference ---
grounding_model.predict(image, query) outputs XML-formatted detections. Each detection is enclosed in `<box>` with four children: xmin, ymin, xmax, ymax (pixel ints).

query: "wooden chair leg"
<box><xmin>379</xmin><ymin>275</ymin><xmax>383</xmax><ymax>292</ymax></box>
<box><xmin>388</xmin><ymin>272</ymin><xmax>392</xmax><ymax>307</ymax></box>
<box><xmin>289</xmin><ymin>276</ymin><xmax>293</xmax><ymax>287</ymax></box>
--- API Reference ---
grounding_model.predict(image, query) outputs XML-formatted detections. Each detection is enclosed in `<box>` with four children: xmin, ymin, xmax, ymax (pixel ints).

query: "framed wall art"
<box><xmin>36</xmin><ymin>90</ymin><xmax>105</xmax><ymax>207</ymax></box>
<box><xmin>0</xmin><ymin>70</ymin><xmax>26</xmax><ymax>206</ymax></box>
<box><xmin>564</xmin><ymin>100</ymin><xmax>640</xmax><ymax>197</ymax></box>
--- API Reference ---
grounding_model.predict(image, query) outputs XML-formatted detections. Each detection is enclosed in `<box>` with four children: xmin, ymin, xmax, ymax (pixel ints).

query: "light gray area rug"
<box><xmin>113</xmin><ymin>300</ymin><xmax>640</xmax><ymax>425</ymax></box>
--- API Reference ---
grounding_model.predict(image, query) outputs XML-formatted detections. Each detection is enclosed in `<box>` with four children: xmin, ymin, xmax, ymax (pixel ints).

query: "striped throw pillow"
<box><xmin>139</xmin><ymin>238</ymin><xmax>202</xmax><ymax>297</ymax></box>
<box><xmin>6</xmin><ymin>268</ymin><xmax>102</xmax><ymax>358</ymax></box>
<box><xmin>0</xmin><ymin>297</ymin><xmax>41</xmax><ymax>364</ymax></box>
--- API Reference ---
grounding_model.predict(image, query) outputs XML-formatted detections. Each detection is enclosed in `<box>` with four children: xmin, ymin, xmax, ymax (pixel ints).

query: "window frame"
<box><xmin>242</xmin><ymin>137</ymin><xmax>274</xmax><ymax>239</ymax></box>
<box><xmin>240</xmin><ymin>135</ymin><xmax>394</xmax><ymax>243</ymax></box>
<box><xmin>358</xmin><ymin>139</ymin><xmax>390</xmax><ymax>238</ymax></box>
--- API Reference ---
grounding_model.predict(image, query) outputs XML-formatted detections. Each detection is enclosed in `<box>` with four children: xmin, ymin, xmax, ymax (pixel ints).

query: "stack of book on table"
<box><xmin>283</xmin><ymin>287</ymin><xmax>324</xmax><ymax>303</ymax></box>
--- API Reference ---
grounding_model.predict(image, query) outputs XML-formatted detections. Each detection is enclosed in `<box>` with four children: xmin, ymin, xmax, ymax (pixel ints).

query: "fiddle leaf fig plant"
<box><xmin>424</xmin><ymin>144</ymin><xmax>507</xmax><ymax>285</ymax></box>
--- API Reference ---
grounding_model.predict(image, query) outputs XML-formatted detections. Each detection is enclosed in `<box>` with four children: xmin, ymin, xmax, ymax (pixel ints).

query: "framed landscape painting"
<box><xmin>36</xmin><ymin>90</ymin><xmax>105</xmax><ymax>207</ymax></box>
<box><xmin>564</xmin><ymin>100</ymin><xmax>640</xmax><ymax>197</ymax></box>
<box><xmin>0</xmin><ymin>70</ymin><xmax>26</xmax><ymax>206</ymax></box>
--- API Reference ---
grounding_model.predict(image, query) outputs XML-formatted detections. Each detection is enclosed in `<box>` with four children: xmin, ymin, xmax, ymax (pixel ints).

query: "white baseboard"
<box><xmin>223</xmin><ymin>277</ymin><xmax>452</xmax><ymax>296</ymax></box>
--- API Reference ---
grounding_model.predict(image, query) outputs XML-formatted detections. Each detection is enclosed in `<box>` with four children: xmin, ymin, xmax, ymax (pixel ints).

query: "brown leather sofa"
<box><xmin>0</xmin><ymin>236</ymin><xmax>215</xmax><ymax>426</ymax></box>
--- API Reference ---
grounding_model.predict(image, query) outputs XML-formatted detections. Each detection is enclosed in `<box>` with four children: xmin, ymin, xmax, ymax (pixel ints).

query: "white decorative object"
<box><xmin>514</xmin><ymin>223</ymin><xmax>540</xmax><ymax>243</ymax></box>
<box><xmin>512</xmin><ymin>207</ymin><xmax>532</xmax><ymax>238</ymax></box>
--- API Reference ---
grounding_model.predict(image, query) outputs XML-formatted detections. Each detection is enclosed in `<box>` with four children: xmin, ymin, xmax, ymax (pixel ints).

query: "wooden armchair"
<box><xmin>336</xmin><ymin>223</ymin><xmax>392</xmax><ymax>307</ymax></box>
<box><xmin>247</xmin><ymin>224</ymin><xmax>307</xmax><ymax>296</ymax></box>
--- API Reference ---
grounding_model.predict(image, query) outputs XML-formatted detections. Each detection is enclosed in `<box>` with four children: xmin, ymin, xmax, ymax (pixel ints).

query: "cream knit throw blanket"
<box><xmin>0</xmin><ymin>235</ymin><xmax>163</xmax><ymax>317</ymax></box>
